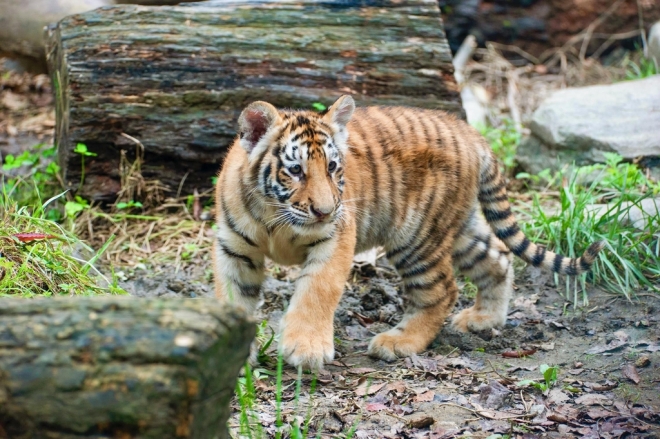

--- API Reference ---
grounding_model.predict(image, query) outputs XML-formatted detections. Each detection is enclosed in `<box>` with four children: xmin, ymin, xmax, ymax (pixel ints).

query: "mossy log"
<box><xmin>0</xmin><ymin>297</ymin><xmax>255</xmax><ymax>439</ymax></box>
<box><xmin>45</xmin><ymin>0</ymin><xmax>462</xmax><ymax>201</ymax></box>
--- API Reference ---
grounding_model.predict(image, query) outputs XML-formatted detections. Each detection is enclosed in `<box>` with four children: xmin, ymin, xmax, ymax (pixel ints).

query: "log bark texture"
<box><xmin>0</xmin><ymin>297</ymin><xmax>255</xmax><ymax>439</ymax></box>
<box><xmin>46</xmin><ymin>0</ymin><xmax>462</xmax><ymax>201</ymax></box>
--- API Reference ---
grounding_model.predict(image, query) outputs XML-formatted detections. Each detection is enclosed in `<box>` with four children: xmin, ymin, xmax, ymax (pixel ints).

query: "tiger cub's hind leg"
<box><xmin>368</xmin><ymin>254</ymin><xmax>459</xmax><ymax>361</ymax></box>
<box><xmin>451</xmin><ymin>212</ymin><xmax>514</xmax><ymax>332</ymax></box>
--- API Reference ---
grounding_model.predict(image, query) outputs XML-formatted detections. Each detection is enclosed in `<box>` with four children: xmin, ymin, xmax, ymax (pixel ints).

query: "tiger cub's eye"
<box><xmin>289</xmin><ymin>164</ymin><xmax>302</xmax><ymax>175</ymax></box>
<box><xmin>328</xmin><ymin>161</ymin><xmax>337</xmax><ymax>172</ymax></box>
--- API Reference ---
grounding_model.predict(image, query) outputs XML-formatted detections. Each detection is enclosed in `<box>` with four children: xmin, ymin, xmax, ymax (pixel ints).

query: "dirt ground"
<box><xmin>120</xmin><ymin>255</ymin><xmax>660</xmax><ymax>439</ymax></box>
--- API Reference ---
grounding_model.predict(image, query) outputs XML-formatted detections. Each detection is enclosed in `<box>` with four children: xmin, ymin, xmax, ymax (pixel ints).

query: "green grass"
<box><xmin>515</xmin><ymin>153</ymin><xmax>660</xmax><ymax>302</ymax></box>
<box><xmin>479</xmin><ymin>119</ymin><xmax>521</xmax><ymax>175</ymax></box>
<box><xmin>232</xmin><ymin>321</ymin><xmax>361</xmax><ymax>438</ymax></box>
<box><xmin>623</xmin><ymin>52</ymin><xmax>659</xmax><ymax>80</ymax></box>
<box><xmin>0</xmin><ymin>181</ymin><xmax>126</xmax><ymax>297</ymax></box>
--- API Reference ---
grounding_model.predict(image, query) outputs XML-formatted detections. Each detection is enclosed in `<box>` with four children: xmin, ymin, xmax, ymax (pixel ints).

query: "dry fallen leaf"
<box><xmin>547</xmin><ymin>388</ymin><xmax>570</xmax><ymax>406</ymax></box>
<box><xmin>348</xmin><ymin>367</ymin><xmax>377</xmax><ymax>375</ymax></box>
<box><xmin>365</xmin><ymin>402</ymin><xmax>388</xmax><ymax>412</ymax></box>
<box><xmin>355</xmin><ymin>381</ymin><xmax>385</xmax><ymax>396</ymax></box>
<box><xmin>575</xmin><ymin>394</ymin><xmax>612</xmax><ymax>406</ymax></box>
<box><xmin>1</xmin><ymin>91</ymin><xmax>29</xmax><ymax>111</ymax></box>
<box><xmin>622</xmin><ymin>364</ymin><xmax>641</xmax><ymax>384</ymax></box>
<box><xmin>586</xmin><ymin>407</ymin><xmax>615</xmax><ymax>419</ymax></box>
<box><xmin>414</xmin><ymin>390</ymin><xmax>435</xmax><ymax>402</ymax></box>
<box><xmin>587</xmin><ymin>381</ymin><xmax>618</xmax><ymax>392</ymax></box>
<box><xmin>585</xmin><ymin>339</ymin><xmax>628</xmax><ymax>354</ymax></box>
<box><xmin>386</xmin><ymin>381</ymin><xmax>407</xmax><ymax>394</ymax></box>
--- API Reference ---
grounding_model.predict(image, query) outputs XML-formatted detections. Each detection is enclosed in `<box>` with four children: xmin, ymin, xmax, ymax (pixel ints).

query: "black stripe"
<box><xmin>358</xmin><ymin>123</ymin><xmax>380</xmax><ymax>209</ymax></box>
<box><xmin>458</xmin><ymin>246</ymin><xmax>490</xmax><ymax>271</ymax></box>
<box><xmin>262</xmin><ymin>164</ymin><xmax>272</xmax><ymax>197</ymax></box>
<box><xmin>248</xmin><ymin>135</ymin><xmax>275</xmax><ymax>183</ymax></box>
<box><xmin>511</xmin><ymin>237</ymin><xmax>531</xmax><ymax>257</ymax></box>
<box><xmin>386</xmin><ymin>182</ymin><xmax>438</xmax><ymax>260</ymax></box>
<box><xmin>237</xmin><ymin>283</ymin><xmax>262</xmax><ymax>298</ymax></box>
<box><xmin>404</xmin><ymin>271</ymin><xmax>448</xmax><ymax>292</ymax></box>
<box><xmin>468</xmin><ymin>271</ymin><xmax>491</xmax><ymax>284</ymax></box>
<box><xmin>530</xmin><ymin>246</ymin><xmax>546</xmax><ymax>267</ymax></box>
<box><xmin>480</xmin><ymin>162</ymin><xmax>499</xmax><ymax>186</ymax></box>
<box><xmin>579</xmin><ymin>257</ymin><xmax>591</xmax><ymax>272</ymax></box>
<box><xmin>481</xmin><ymin>194</ymin><xmax>510</xmax><ymax>203</ymax></box>
<box><xmin>564</xmin><ymin>259</ymin><xmax>578</xmax><ymax>276</ymax></box>
<box><xmin>494</xmin><ymin>225</ymin><xmax>519</xmax><ymax>241</ymax></box>
<box><xmin>450</xmin><ymin>130</ymin><xmax>462</xmax><ymax>182</ymax></box>
<box><xmin>307</xmin><ymin>236</ymin><xmax>332</xmax><ymax>247</ymax></box>
<box><xmin>479</xmin><ymin>181</ymin><xmax>506</xmax><ymax>199</ymax></box>
<box><xmin>483</xmin><ymin>207</ymin><xmax>513</xmax><ymax>222</ymax></box>
<box><xmin>221</xmin><ymin>196</ymin><xmax>256</xmax><ymax>247</ymax></box>
<box><xmin>219</xmin><ymin>240</ymin><xmax>257</xmax><ymax>270</ymax></box>
<box><xmin>552</xmin><ymin>253</ymin><xmax>564</xmax><ymax>273</ymax></box>
<box><xmin>400</xmin><ymin>253</ymin><xmax>446</xmax><ymax>279</ymax></box>
<box><xmin>453</xmin><ymin>239</ymin><xmax>479</xmax><ymax>260</ymax></box>
<box><xmin>400</xmin><ymin>112</ymin><xmax>420</xmax><ymax>145</ymax></box>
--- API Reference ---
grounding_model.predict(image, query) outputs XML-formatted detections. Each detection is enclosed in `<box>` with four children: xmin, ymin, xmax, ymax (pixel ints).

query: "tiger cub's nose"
<box><xmin>310</xmin><ymin>204</ymin><xmax>333</xmax><ymax>221</ymax></box>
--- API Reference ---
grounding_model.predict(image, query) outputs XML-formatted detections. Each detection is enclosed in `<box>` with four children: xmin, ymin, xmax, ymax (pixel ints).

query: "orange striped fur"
<box><xmin>213</xmin><ymin>96</ymin><xmax>605</xmax><ymax>369</ymax></box>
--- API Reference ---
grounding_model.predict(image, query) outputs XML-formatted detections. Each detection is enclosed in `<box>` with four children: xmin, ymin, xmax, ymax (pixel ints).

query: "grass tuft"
<box><xmin>515</xmin><ymin>153</ymin><xmax>660</xmax><ymax>302</ymax></box>
<box><xmin>0</xmin><ymin>181</ymin><xmax>126</xmax><ymax>297</ymax></box>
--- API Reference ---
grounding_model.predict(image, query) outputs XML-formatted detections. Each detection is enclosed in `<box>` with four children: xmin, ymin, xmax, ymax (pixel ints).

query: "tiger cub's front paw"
<box><xmin>279</xmin><ymin>312</ymin><xmax>334</xmax><ymax>371</ymax></box>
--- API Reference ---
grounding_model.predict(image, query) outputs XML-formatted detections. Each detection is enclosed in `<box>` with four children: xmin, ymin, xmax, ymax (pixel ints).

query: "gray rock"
<box><xmin>587</xmin><ymin>198</ymin><xmax>660</xmax><ymax>233</ymax></box>
<box><xmin>517</xmin><ymin>76</ymin><xmax>660</xmax><ymax>175</ymax></box>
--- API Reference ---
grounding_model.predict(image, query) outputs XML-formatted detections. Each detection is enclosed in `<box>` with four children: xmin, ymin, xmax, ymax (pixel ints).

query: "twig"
<box><xmin>590</xmin><ymin>30</ymin><xmax>643</xmax><ymax>60</ymax></box>
<box><xmin>580</xmin><ymin>0</ymin><xmax>627</xmax><ymax>61</ymax></box>
<box><xmin>453</xmin><ymin>35</ymin><xmax>477</xmax><ymax>85</ymax></box>
<box><xmin>435</xmin><ymin>403</ymin><xmax>535</xmax><ymax>421</ymax></box>
<box><xmin>487</xmin><ymin>42</ymin><xmax>541</xmax><ymax>65</ymax></box>
<box><xmin>636</xmin><ymin>0</ymin><xmax>648</xmax><ymax>58</ymax></box>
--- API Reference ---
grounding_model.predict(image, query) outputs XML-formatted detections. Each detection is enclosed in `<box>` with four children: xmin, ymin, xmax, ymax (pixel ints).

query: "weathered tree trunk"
<box><xmin>0</xmin><ymin>297</ymin><xmax>255</xmax><ymax>439</ymax></box>
<box><xmin>46</xmin><ymin>0</ymin><xmax>462</xmax><ymax>201</ymax></box>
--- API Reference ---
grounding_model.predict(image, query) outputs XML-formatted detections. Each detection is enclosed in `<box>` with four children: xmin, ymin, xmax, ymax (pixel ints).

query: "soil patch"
<box><xmin>122</xmin><ymin>257</ymin><xmax>660</xmax><ymax>438</ymax></box>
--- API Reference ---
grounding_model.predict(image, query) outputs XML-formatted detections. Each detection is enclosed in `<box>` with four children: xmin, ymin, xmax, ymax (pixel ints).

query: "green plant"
<box><xmin>624</xmin><ymin>54</ymin><xmax>659</xmax><ymax>80</ymax></box>
<box><xmin>515</xmin><ymin>154</ymin><xmax>660</xmax><ymax>302</ymax></box>
<box><xmin>73</xmin><ymin>142</ymin><xmax>97</xmax><ymax>190</ymax></box>
<box><xmin>115</xmin><ymin>200</ymin><xmax>143</xmax><ymax>210</ymax></box>
<box><xmin>0</xmin><ymin>184</ymin><xmax>125</xmax><ymax>297</ymax></box>
<box><xmin>311</xmin><ymin>102</ymin><xmax>327</xmax><ymax>112</ymax></box>
<box><xmin>2</xmin><ymin>144</ymin><xmax>62</xmax><ymax>218</ymax></box>
<box><xmin>517</xmin><ymin>364</ymin><xmax>558</xmax><ymax>392</ymax></box>
<box><xmin>480</xmin><ymin>119</ymin><xmax>521</xmax><ymax>174</ymax></box>
<box><xmin>65</xmin><ymin>195</ymin><xmax>90</xmax><ymax>219</ymax></box>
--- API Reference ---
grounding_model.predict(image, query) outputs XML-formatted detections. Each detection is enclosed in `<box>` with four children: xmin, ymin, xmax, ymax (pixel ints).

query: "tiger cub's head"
<box><xmin>237</xmin><ymin>95</ymin><xmax>355</xmax><ymax>230</ymax></box>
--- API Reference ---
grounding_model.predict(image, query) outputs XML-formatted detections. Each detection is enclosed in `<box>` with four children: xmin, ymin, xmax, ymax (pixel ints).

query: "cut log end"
<box><xmin>0</xmin><ymin>297</ymin><xmax>255</xmax><ymax>439</ymax></box>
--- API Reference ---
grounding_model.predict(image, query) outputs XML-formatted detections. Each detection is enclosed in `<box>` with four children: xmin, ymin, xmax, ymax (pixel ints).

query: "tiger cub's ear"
<box><xmin>324</xmin><ymin>95</ymin><xmax>355</xmax><ymax>130</ymax></box>
<box><xmin>323</xmin><ymin>95</ymin><xmax>355</xmax><ymax>148</ymax></box>
<box><xmin>238</xmin><ymin>101</ymin><xmax>281</xmax><ymax>154</ymax></box>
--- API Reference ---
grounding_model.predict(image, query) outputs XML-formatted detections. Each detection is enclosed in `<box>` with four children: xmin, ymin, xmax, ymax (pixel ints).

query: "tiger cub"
<box><xmin>213</xmin><ymin>95</ymin><xmax>604</xmax><ymax>370</ymax></box>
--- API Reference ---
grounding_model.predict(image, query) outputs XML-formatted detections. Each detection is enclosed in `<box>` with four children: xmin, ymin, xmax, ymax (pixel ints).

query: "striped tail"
<box><xmin>477</xmin><ymin>152</ymin><xmax>605</xmax><ymax>276</ymax></box>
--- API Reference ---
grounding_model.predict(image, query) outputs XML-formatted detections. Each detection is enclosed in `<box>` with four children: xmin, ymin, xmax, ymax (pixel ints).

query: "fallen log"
<box><xmin>46</xmin><ymin>0</ymin><xmax>462</xmax><ymax>201</ymax></box>
<box><xmin>0</xmin><ymin>297</ymin><xmax>255</xmax><ymax>439</ymax></box>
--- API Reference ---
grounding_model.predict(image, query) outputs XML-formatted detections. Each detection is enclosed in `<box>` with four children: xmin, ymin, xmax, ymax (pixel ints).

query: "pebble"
<box><xmin>635</xmin><ymin>356</ymin><xmax>651</xmax><ymax>368</ymax></box>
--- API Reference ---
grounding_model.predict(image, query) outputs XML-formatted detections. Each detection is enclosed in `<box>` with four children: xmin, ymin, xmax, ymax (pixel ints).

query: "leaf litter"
<box><xmin>224</xmin><ymin>256</ymin><xmax>660</xmax><ymax>438</ymax></box>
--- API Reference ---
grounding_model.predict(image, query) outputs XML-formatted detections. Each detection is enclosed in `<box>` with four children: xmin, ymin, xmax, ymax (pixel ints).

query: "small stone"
<box><xmin>409</xmin><ymin>414</ymin><xmax>434</xmax><ymax>429</ymax></box>
<box><xmin>635</xmin><ymin>356</ymin><xmax>651</xmax><ymax>368</ymax></box>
